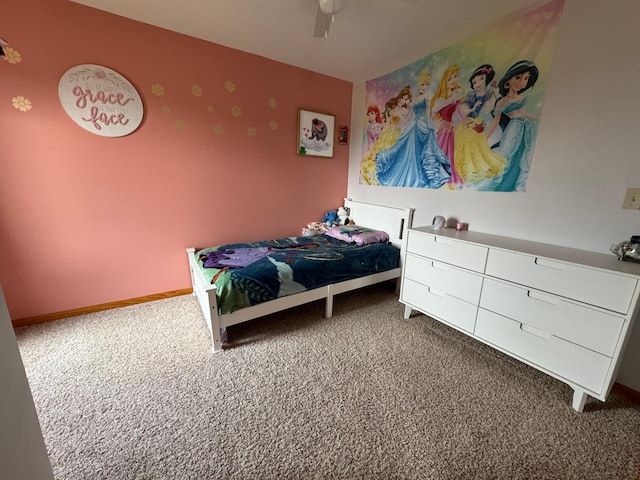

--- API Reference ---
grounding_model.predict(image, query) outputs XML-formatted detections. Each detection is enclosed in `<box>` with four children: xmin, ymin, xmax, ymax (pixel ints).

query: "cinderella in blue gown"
<box><xmin>375</xmin><ymin>97</ymin><xmax>451</xmax><ymax>188</ymax></box>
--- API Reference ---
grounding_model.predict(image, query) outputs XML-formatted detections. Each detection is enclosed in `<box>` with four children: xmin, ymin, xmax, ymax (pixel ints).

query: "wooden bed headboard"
<box><xmin>344</xmin><ymin>198</ymin><xmax>415</xmax><ymax>250</ymax></box>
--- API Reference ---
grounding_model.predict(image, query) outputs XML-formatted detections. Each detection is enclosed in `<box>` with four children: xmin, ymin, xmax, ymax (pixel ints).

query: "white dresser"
<box><xmin>400</xmin><ymin>226</ymin><xmax>640</xmax><ymax>411</ymax></box>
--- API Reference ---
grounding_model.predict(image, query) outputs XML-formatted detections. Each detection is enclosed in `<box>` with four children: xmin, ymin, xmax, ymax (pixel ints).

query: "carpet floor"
<box><xmin>15</xmin><ymin>283</ymin><xmax>640</xmax><ymax>479</ymax></box>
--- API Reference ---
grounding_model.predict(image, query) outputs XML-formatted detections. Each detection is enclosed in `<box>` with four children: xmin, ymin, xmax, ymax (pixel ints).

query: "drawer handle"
<box><xmin>427</xmin><ymin>286</ymin><xmax>446</xmax><ymax>298</ymax></box>
<box><xmin>534</xmin><ymin>257</ymin><xmax>564</xmax><ymax>271</ymax></box>
<box><xmin>526</xmin><ymin>290</ymin><xmax>558</xmax><ymax>305</ymax></box>
<box><xmin>433</xmin><ymin>236</ymin><xmax>453</xmax><ymax>245</ymax></box>
<box><xmin>520</xmin><ymin>323</ymin><xmax>551</xmax><ymax>340</ymax></box>
<box><xmin>431</xmin><ymin>261</ymin><xmax>450</xmax><ymax>271</ymax></box>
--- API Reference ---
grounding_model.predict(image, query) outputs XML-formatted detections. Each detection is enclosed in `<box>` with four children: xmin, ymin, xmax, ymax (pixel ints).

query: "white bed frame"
<box><xmin>187</xmin><ymin>199</ymin><xmax>415</xmax><ymax>352</ymax></box>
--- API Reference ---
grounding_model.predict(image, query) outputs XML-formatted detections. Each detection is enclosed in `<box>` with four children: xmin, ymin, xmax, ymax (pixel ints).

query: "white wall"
<box><xmin>0</xmin><ymin>285</ymin><xmax>54</xmax><ymax>480</ymax></box>
<box><xmin>347</xmin><ymin>0</ymin><xmax>640</xmax><ymax>391</ymax></box>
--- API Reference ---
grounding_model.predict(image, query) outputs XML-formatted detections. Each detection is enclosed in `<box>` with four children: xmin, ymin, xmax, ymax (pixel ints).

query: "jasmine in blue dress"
<box><xmin>475</xmin><ymin>97</ymin><xmax>537</xmax><ymax>192</ymax></box>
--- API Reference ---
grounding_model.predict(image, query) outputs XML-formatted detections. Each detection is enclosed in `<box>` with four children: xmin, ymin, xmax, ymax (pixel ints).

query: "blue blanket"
<box><xmin>195</xmin><ymin>235</ymin><xmax>400</xmax><ymax>315</ymax></box>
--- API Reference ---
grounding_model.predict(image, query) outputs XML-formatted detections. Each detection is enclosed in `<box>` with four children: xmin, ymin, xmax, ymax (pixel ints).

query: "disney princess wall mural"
<box><xmin>360</xmin><ymin>0</ymin><xmax>565</xmax><ymax>192</ymax></box>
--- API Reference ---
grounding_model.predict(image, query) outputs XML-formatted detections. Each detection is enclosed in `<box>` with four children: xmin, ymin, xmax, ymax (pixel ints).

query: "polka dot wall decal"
<box><xmin>176</xmin><ymin>120</ymin><xmax>187</xmax><ymax>131</ymax></box>
<box><xmin>11</xmin><ymin>96</ymin><xmax>31</xmax><ymax>111</ymax></box>
<box><xmin>161</xmin><ymin>105</ymin><xmax>171</xmax><ymax>114</ymax></box>
<box><xmin>231</xmin><ymin>105</ymin><xmax>241</xmax><ymax>117</ymax></box>
<box><xmin>269</xmin><ymin>120</ymin><xmax>278</xmax><ymax>131</ymax></box>
<box><xmin>191</xmin><ymin>85</ymin><xmax>203</xmax><ymax>97</ymax></box>
<box><xmin>268</xmin><ymin>97</ymin><xmax>277</xmax><ymax>108</ymax></box>
<box><xmin>225</xmin><ymin>81</ymin><xmax>235</xmax><ymax>92</ymax></box>
<box><xmin>206</xmin><ymin>105</ymin><xmax>215</xmax><ymax>113</ymax></box>
<box><xmin>214</xmin><ymin>125</ymin><xmax>224</xmax><ymax>134</ymax></box>
<box><xmin>247</xmin><ymin>127</ymin><xmax>256</xmax><ymax>137</ymax></box>
<box><xmin>2</xmin><ymin>47</ymin><xmax>21</xmax><ymax>64</ymax></box>
<box><xmin>151</xmin><ymin>84</ymin><xmax>164</xmax><ymax>96</ymax></box>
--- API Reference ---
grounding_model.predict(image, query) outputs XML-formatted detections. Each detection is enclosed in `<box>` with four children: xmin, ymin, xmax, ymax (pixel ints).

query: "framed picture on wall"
<box><xmin>338</xmin><ymin>125</ymin><xmax>349</xmax><ymax>145</ymax></box>
<box><xmin>297</xmin><ymin>109</ymin><xmax>335</xmax><ymax>157</ymax></box>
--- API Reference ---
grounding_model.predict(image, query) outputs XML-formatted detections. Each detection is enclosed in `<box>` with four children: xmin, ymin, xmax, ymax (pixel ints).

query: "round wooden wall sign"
<box><xmin>58</xmin><ymin>64</ymin><xmax>144</xmax><ymax>137</ymax></box>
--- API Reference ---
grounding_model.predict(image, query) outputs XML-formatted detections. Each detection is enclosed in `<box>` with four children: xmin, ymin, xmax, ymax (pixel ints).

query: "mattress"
<box><xmin>194</xmin><ymin>235</ymin><xmax>400</xmax><ymax>315</ymax></box>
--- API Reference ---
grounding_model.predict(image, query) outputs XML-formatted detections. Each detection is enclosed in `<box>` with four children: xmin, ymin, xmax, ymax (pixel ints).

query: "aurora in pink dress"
<box><xmin>430</xmin><ymin>66</ymin><xmax>465</xmax><ymax>186</ymax></box>
<box><xmin>432</xmin><ymin>98</ymin><xmax>464</xmax><ymax>185</ymax></box>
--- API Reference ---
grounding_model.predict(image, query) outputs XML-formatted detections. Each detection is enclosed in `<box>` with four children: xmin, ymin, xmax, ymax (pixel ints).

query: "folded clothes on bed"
<box><xmin>324</xmin><ymin>225</ymin><xmax>390</xmax><ymax>246</ymax></box>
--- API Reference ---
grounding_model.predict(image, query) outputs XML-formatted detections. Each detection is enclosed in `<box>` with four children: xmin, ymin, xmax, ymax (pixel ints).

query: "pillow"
<box><xmin>324</xmin><ymin>225</ymin><xmax>390</xmax><ymax>246</ymax></box>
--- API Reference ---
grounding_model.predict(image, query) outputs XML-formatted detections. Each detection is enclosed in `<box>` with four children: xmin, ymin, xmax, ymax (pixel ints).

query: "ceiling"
<box><xmin>70</xmin><ymin>0</ymin><xmax>537</xmax><ymax>82</ymax></box>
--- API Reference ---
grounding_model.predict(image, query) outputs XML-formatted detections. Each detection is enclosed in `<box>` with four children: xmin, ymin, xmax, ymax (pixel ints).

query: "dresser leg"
<box><xmin>572</xmin><ymin>389</ymin><xmax>587</xmax><ymax>412</ymax></box>
<box><xmin>403</xmin><ymin>305</ymin><xmax>412</xmax><ymax>319</ymax></box>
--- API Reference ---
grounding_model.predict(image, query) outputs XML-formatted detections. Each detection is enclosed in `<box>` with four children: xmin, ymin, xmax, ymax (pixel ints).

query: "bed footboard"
<box><xmin>186</xmin><ymin>248</ymin><xmax>225</xmax><ymax>353</ymax></box>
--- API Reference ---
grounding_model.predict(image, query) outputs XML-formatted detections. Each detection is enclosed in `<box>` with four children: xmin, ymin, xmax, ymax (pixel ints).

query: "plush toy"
<box><xmin>322</xmin><ymin>209</ymin><xmax>340</xmax><ymax>227</ymax></box>
<box><xmin>337</xmin><ymin>207</ymin><xmax>352</xmax><ymax>225</ymax></box>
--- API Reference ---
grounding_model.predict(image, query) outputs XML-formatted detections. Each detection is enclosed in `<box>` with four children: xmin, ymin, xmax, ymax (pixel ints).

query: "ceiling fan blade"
<box><xmin>313</xmin><ymin>4</ymin><xmax>331</xmax><ymax>38</ymax></box>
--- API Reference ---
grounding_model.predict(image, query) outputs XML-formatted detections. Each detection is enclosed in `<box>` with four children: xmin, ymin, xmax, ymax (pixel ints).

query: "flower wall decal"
<box><xmin>2</xmin><ymin>47</ymin><xmax>22</xmax><ymax>64</ymax></box>
<box><xmin>151</xmin><ymin>84</ymin><xmax>164</xmax><ymax>96</ymax></box>
<box><xmin>12</xmin><ymin>96</ymin><xmax>32</xmax><ymax>111</ymax></box>
<box><xmin>143</xmin><ymin>72</ymin><xmax>288</xmax><ymax>142</ymax></box>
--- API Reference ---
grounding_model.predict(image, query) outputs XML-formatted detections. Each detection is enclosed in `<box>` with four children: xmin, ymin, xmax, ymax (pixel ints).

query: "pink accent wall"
<box><xmin>0</xmin><ymin>0</ymin><xmax>352</xmax><ymax>320</ymax></box>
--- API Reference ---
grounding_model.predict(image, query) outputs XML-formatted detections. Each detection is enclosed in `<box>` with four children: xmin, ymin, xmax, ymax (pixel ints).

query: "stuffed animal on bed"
<box><xmin>322</xmin><ymin>208</ymin><xmax>354</xmax><ymax>227</ymax></box>
<box><xmin>322</xmin><ymin>209</ymin><xmax>340</xmax><ymax>227</ymax></box>
<box><xmin>337</xmin><ymin>207</ymin><xmax>353</xmax><ymax>225</ymax></box>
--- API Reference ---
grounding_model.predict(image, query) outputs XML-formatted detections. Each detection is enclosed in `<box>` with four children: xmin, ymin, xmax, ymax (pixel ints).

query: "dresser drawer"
<box><xmin>407</xmin><ymin>230</ymin><xmax>488</xmax><ymax>273</ymax></box>
<box><xmin>401</xmin><ymin>278</ymin><xmax>477</xmax><ymax>333</ymax></box>
<box><xmin>485</xmin><ymin>249</ymin><xmax>637</xmax><ymax>314</ymax></box>
<box><xmin>479</xmin><ymin>278</ymin><xmax>624</xmax><ymax>357</ymax></box>
<box><xmin>475</xmin><ymin>309</ymin><xmax>611</xmax><ymax>394</ymax></box>
<box><xmin>404</xmin><ymin>253</ymin><xmax>483</xmax><ymax>305</ymax></box>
